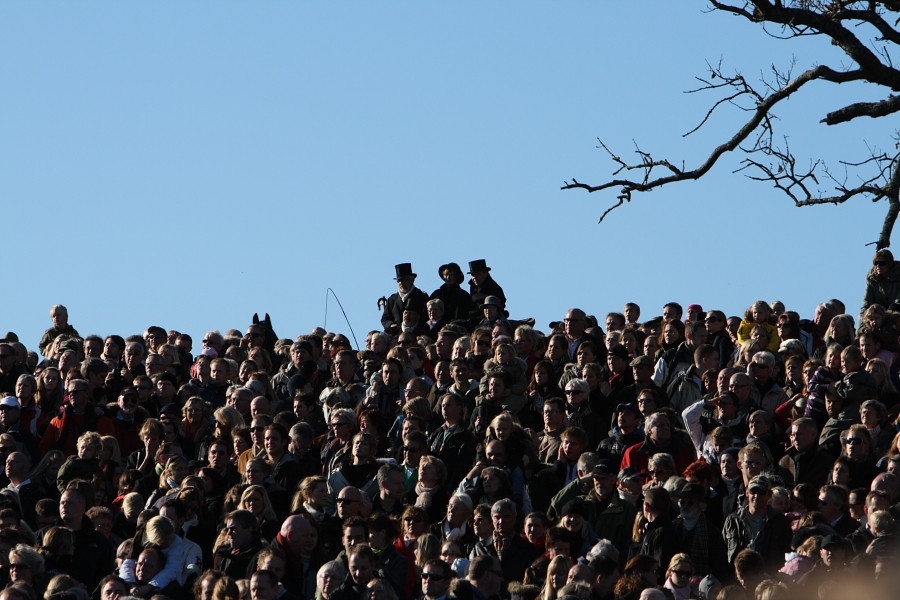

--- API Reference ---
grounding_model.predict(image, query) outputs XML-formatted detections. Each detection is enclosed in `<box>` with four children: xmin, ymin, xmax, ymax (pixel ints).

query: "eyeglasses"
<box><xmin>421</xmin><ymin>572</ymin><xmax>446</xmax><ymax>581</ymax></box>
<box><xmin>331</xmin><ymin>422</ymin><xmax>349</xmax><ymax>429</ymax></box>
<box><xmin>403</xmin><ymin>516</ymin><xmax>424</xmax><ymax>523</ymax></box>
<box><xmin>845</xmin><ymin>438</ymin><xmax>864</xmax><ymax>445</ymax></box>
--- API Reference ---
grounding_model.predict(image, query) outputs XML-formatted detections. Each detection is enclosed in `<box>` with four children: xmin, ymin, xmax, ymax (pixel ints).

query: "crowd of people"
<box><xmin>1</xmin><ymin>256</ymin><xmax>900</xmax><ymax>600</ymax></box>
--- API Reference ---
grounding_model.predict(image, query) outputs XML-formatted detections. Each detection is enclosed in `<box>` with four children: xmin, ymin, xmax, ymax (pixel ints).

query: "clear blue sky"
<box><xmin>1</xmin><ymin>3</ymin><xmax>889</xmax><ymax>353</ymax></box>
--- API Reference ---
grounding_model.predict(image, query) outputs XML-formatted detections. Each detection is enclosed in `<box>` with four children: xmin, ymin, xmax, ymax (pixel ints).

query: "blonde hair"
<box><xmin>76</xmin><ymin>431</ymin><xmax>102</xmax><ymax>456</ymax></box>
<box><xmin>145</xmin><ymin>515</ymin><xmax>176</xmax><ymax>546</ymax></box>
<box><xmin>541</xmin><ymin>555</ymin><xmax>574</xmax><ymax>600</ymax></box>
<box><xmin>239</xmin><ymin>485</ymin><xmax>277</xmax><ymax>524</ymax></box>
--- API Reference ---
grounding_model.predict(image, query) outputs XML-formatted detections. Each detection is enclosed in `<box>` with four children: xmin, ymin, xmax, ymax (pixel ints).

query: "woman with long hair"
<box><xmin>34</xmin><ymin>367</ymin><xmax>64</xmax><ymax>437</ymax></box>
<box><xmin>238</xmin><ymin>484</ymin><xmax>279</xmax><ymax>541</ymax></box>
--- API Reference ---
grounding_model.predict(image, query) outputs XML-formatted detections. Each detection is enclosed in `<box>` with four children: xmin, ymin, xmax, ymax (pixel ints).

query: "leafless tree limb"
<box><xmin>563</xmin><ymin>1</ymin><xmax>900</xmax><ymax>245</ymax></box>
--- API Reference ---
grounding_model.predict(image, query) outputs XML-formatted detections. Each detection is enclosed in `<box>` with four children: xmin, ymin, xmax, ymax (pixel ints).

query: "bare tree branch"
<box><xmin>564</xmin><ymin>1</ymin><xmax>900</xmax><ymax>242</ymax></box>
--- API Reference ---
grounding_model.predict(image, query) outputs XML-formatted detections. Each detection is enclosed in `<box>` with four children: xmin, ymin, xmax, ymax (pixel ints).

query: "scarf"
<box><xmin>442</xmin><ymin>520</ymin><xmax>468</xmax><ymax>542</ymax></box>
<box><xmin>414</xmin><ymin>481</ymin><xmax>440</xmax><ymax>509</ymax></box>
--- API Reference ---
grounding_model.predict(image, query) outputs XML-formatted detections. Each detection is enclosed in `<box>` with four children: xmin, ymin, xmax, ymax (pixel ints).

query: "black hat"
<box><xmin>160</xmin><ymin>403</ymin><xmax>181</xmax><ymax>417</ymax></box>
<box><xmin>675</xmin><ymin>482</ymin><xmax>708</xmax><ymax>503</ymax></box>
<box><xmin>821</xmin><ymin>534</ymin><xmax>849</xmax><ymax>550</ymax></box>
<box><xmin>438</xmin><ymin>262</ymin><xmax>464</xmax><ymax>281</ymax></box>
<box><xmin>394</xmin><ymin>263</ymin><xmax>417</xmax><ymax>280</ymax></box>
<box><xmin>616</xmin><ymin>402</ymin><xmax>641</xmax><ymax>416</ymax></box>
<box><xmin>467</xmin><ymin>259</ymin><xmax>491</xmax><ymax>274</ymax></box>
<box><xmin>592</xmin><ymin>459</ymin><xmax>617</xmax><ymax>476</ymax></box>
<box><xmin>560</xmin><ymin>498</ymin><xmax>589</xmax><ymax>518</ymax></box>
<box><xmin>608</xmin><ymin>344</ymin><xmax>629</xmax><ymax>361</ymax></box>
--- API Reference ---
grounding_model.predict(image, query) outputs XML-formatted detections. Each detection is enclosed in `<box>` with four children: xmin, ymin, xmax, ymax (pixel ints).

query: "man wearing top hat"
<box><xmin>467</xmin><ymin>259</ymin><xmax>505</xmax><ymax>317</ymax></box>
<box><xmin>381</xmin><ymin>263</ymin><xmax>429</xmax><ymax>336</ymax></box>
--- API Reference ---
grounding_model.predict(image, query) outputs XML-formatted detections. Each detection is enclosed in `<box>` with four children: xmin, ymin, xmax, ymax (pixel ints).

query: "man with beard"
<box><xmin>381</xmin><ymin>263</ymin><xmax>429</xmax><ymax>336</ymax></box>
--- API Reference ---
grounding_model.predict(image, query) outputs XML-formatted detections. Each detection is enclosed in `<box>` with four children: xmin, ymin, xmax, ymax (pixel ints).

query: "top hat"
<box><xmin>467</xmin><ymin>259</ymin><xmax>491</xmax><ymax>274</ymax></box>
<box><xmin>394</xmin><ymin>263</ymin><xmax>417</xmax><ymax>280</ymax></box>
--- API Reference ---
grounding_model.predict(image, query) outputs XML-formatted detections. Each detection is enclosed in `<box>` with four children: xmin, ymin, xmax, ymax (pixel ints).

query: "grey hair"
<box><xmin>491</xmin><ymin>498</ymin><xmax>517</xmax><ymax>516</ymax></box>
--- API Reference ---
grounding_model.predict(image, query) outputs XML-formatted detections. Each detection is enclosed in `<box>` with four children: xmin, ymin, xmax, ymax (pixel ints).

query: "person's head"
<box><xmin>446</xmin><ymin>493</ymin><xmax>473</xmax><ymax>527</ymax></box>
<box><xmin>100</xmin><ymin>576</ymin><xmax>130</xmax><ymax>600</ymax></box>
<box><xmin>666</xmin><ymin>553</ymin><xmax>693</xmax><ymax>588</ymax></box>
<box><xmin>342</xmin><ymin>516</ymin><xmax>369</xmax><ymax>555</ymax></box>
<box><xmin>645</xmin><ymin>412</ymin><xmax>671</xmax><ymax>444</ymax></box>
<box><xmin>564</xmin><ymin>309</ymin><xmax>588</xmax><ymax>339</ymax></box>
<box><xmin>224</xmin><ymin>509</ymin><xmax>257</xmax><ymax>551</ymax></box>
<box><xmin>746</xmin><ymin>475</ymin><xmax>772</xmax><ymax>515</ymax></box>
<box><xmin>818</xmin><ymin>484</ymin><xmax>849</xmax><ymax>522</ymax></box>
<box><xmin>789</xmin><ymin>418</ymin><xmax>818</xmax><ymax>453</ymax></box>
<box><xmin>490</xmin><ymin>498</ymin><xmax>517</xmax><ymax>538</ymax></box>
<box><xmin>279</xmin><ymin>513</ymin><xmax>318</xmax><ymax>556</ymax></box>
<box><xmin>8</xmin><ymin>544</ymin><xmax>44</xmax><ymax>584</ymax></box>
<box><xmin>336</xmin><ymin>486</ymin><xmax>365</xmax><ymax>519</ymax></box>
<box><xmin>733</xmin><ymin>548</ymin><xmax>765</xmax><ymax>591</ymax></box>
<box><xmin>59</xmin><ymin>488</ymin><xmax>86</xmax><ymax>525</ymax></box>
<box><xmin>347</xmin><ymin>544</ymin><xmax>376</xmax><ymax>586</ymax></box>
<box><xmin>468</xmin><ymin>555</ymin><xmax>504</xmax><ymax>596</ymax></box>
<box><xmin>135</xmin><ymin>546</ymin><xmax>166</xmax><ymax>584</ymax></box>
<box><xmin>418</xmin><ymin>455</ymin><xmax>448</xmax><ymax>487</ymax></box>
<box><xmin>421</xmin><ymin>559</ymin><xmax>453</xmax><ymax>600</ymax></box>
<box><xmin>248</xmin><ymin>570</ymin><xmax>278</xmax><ymax>600</ymax></box>
<box><xmin>738</xmin><ymin>443</ymin><xmax>771</xmax><ymax>480</ymax></box>
<box><xmin>842</xmin><ymin>424</ymin><xmax>873</xmax><ymax>460</ymax></box>
<box><xmin>401</xmin><ymin>506</ymin><xmax>428</xmax><ymax>539</ymax></box>
<box><xmin>316</xmin><ymin>561</ymin><xmax>347</xmax><ymax>599</ymax></box>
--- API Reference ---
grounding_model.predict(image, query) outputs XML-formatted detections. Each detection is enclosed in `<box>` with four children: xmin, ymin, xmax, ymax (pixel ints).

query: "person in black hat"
<box><xmin>380</xmin><ymin>263</ymin><xmax>429</xmax><ymax>336</ymax></box>
<box><xmin>605</xmin><ymin>344</ymin><xmax>635</xmax><ymax>408</ymax></box>
<box><xmin>669</xmin><ymin>482</ymin><xmax>730</xmax><ymax>582</ymax></box>
<box><xmin>430</xmin><ymin>262</ymin><xmax>476</xmax><ymax>324</ymax></box>
<box><xmin>548</xmin><ymin>458</ymin><xmax>638</xmax><ymax>554</ymax></box>
<box><xmin>797</xmin><ymin>533</ymin><xmax>852</xmax><ymax>590</ymax></box>
<box><xmin>467</xmin><ymin>259</ymin><xmax>506</xmax><ymax>318</ymax></box>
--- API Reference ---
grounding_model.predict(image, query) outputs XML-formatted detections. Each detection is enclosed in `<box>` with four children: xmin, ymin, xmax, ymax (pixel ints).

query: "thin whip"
<box><xmin>324</xmin><ymin>288</ymin><xmax>360</xmax><ymax>350</ymax></box>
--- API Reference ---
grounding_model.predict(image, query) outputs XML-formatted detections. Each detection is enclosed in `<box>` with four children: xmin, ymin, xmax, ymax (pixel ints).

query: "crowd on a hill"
<box><xmin>2</xmin><ymin>255</ymin><xmax>900</xmax><ymax>600</ymax></box>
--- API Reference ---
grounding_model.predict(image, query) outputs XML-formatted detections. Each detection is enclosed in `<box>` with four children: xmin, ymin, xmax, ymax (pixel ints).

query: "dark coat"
<box><xmin>723</xmin><ymin>507</ymin><xmax>793</xmax><ymax>569</ymax></box>
<box><xmin>471</xmin><ymin>535</ymin><xmax>541</xmax><ymax>591</ymax></box>
<box><xmin>469</xmin><ymin>275</ymin><xmax>506</xmax><ymax>318</ymax></box>
<box><xmin>428</xmin><ymin>425</ymin><xmax>477</xmax><ymax>490</ymax></box>
<box><xmin>778</xmin><ymin>446</ymin><xmax>835</xmax><ymax>489</ymax></box>
<box><xmin>431</xmin><ymin>283</ymin><xmax>477</xmax><ymax>323</ymax></box>
<box><xmin>382</xmin><ymin>288</ymin><xmax>430</xmax><ymax>334</ymax></box>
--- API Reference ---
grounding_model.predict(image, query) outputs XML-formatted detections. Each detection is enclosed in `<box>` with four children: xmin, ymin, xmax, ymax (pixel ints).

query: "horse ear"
<box><xmin>252</xmin><ymin>313</ymin><xmax>260</xmax><ymax>325</ymax></box>
<box><xmin>264</xmin><ymin>313</ymin><xmax>272</xmax><ymax>327</ymax></box>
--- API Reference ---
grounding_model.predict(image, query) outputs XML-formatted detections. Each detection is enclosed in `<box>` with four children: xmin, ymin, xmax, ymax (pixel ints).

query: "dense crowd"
<box><xmin>1</xmin><ymin>256</ymin><xmax>900</xmax><ymax>600</ymax></box>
